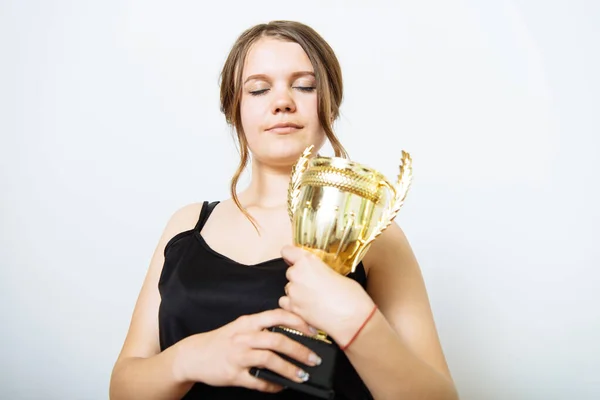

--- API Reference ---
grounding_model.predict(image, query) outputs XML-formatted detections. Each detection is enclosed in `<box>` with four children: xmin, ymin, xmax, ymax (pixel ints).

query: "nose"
<box><xmin>271</xmin><ymin>88</ymin><xmax>296</xmax><ymax>114</ymax></box>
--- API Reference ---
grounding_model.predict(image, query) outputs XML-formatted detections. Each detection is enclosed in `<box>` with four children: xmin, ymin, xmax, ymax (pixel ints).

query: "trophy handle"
<box><xmin>288</xmin><ymin>145</ymin><xmax>314</xmax><ymax>222</ymax></box>
<box><xmin>353</xmin><ymin>151</ymin><xmax>413</xmax><ymax>266</ymax></box>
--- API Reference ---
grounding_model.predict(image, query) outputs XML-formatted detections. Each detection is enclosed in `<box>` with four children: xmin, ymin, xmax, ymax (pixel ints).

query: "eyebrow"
<box><xmin>243</xmin><ymin>71</ymin><xmax>315</xmax><ymax>84</ymax></box>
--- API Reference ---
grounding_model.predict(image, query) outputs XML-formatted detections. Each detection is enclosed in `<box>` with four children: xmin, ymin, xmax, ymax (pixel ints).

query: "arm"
<box><xmin>109</xmin><ymin>203</ymin><xmax>204</xmax><ymax>400</ymax></box>
<box><xmin>341</xmin><ymin>222</ymin><xmax>458</xmax><ymax>400</ymax></box>
<box><xmin>279</xmin><ymin>223</ymin><xmax>459</xmax><ymax>400</ymax></box>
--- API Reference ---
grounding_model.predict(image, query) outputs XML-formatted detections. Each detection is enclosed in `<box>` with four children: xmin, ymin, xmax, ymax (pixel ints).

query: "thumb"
<box><xmin>280</xmin><ymin>245</ymin><xmax>309</xmax><ymax>265</ymax></box>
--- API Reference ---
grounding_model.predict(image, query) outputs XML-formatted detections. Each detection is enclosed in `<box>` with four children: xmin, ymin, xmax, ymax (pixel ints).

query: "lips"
<box><xmin>266</xmin><ymin>122</ymin><xmax>303</xmax><ymax>134</ymax></box>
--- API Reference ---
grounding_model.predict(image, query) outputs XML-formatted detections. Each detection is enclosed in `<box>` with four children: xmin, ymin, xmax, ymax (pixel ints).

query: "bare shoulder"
<box><xmin>163</xmin><ymin>202</ymin><xmax>205</xmax><ymax>238</ymax></box>
<box><xmin>199</xmin><ymin>198</ymin><xmax>241</xmax><ymax>231</ymax></box>
<box><xmin>362</xmin><ymin>221</ymin><xmax>418</xmax><ymax>276</ymax></box>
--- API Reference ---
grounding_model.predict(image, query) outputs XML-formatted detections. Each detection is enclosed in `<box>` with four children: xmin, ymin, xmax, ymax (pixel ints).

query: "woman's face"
<box><xmin>240</xmin><ymin>37</ymin><xmax>326</xmax><ymax>168</ymax></box>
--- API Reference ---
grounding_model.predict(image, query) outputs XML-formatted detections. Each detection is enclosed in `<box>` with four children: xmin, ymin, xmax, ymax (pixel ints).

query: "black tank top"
<box><xmin>158</xmin><ymin>201</ymin><xmax>373</xmax><ymax>399</ymax></box>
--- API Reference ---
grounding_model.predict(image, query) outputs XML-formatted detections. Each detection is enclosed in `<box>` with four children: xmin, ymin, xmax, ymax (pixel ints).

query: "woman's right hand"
<box><xmin>176</xmin><ymin>308</ymin><xmax>322</xmax><ymax>393</ymax></box>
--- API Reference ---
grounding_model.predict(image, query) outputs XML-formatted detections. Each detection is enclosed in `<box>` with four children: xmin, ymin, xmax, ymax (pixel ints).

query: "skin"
<box><xmin>109</xmin><ymin>37</ymin><xmax>459</xmax><ymax>400</ymax></box>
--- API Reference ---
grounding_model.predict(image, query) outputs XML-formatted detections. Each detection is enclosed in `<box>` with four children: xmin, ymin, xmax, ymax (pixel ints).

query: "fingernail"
<box><xmin>297</xmin><ymin>369</ymin><xmax>310</xmax><ymax>382</ymax></box>
<box><xmin>308</xmin><ymin>353</ymin><xmax>322</xmax><ymax>366</ymax></box>
<box><xmin>308</xmin><ymin>326</ymin><xmax>318</xmax><ymax>335</ymax></box>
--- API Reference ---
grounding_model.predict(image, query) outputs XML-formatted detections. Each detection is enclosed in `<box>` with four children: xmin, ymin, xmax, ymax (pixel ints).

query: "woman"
<box><xmin>110</xmin><ymin>20</ymin><xmax>458</xmax><ymax>400</ymax></box>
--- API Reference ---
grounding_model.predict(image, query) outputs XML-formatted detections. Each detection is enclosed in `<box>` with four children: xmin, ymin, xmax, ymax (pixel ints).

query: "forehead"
<box><xmin>242</xmin><ymin>38</ymin><xmax>314</xmax><ymax>78</ymax></box>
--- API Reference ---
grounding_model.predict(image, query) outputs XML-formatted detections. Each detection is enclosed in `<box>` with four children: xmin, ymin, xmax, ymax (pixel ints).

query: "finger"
<box><xmin>285</xmin><ymin>266</ymin><xmax>294</xmax><ymax>281</ymax></box>
<box><xmin>278</xmin><ymin>296</ymin><xmax>292</xmax><ymax>311</ymax></box>
<box><xmin>242</xmin><ymin>349</ymin><xmax>311</xmax><ymax>384</ymax></box>
<box><xmin>281</xmin><ymin>245</ymin><xmax>308</xmax><ymax>265</ymax></box>
<box><xmin>244</xmin><ymin>330</ymin><xmax>322</xmax><ymax>367</ymax></box>
<box><xmin>242</xmin><ymin>371</ymin><xmax>285</xmax><ymax>393</ymax></box>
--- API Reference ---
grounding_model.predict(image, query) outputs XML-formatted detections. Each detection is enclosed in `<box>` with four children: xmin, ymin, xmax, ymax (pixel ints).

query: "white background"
<box><xmin>1</xmin><ymin>1</ymin><xmax>599</xmax><ymax>399</ymax></box>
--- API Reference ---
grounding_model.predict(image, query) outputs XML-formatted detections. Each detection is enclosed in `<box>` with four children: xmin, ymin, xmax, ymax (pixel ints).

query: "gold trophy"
<box><xmin>252</xmin><ymin>145</ymin><xmax>413</xmax><ymax>399</ymax></box>
<box><xmin>288</xmin><ymin>145</ymin><xmax>413</xmax><ymax>275</ymax></box>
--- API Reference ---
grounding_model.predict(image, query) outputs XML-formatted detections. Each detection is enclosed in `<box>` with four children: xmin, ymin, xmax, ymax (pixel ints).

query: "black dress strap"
<box><xmin>194</xmin><ymin>201</ymin><xmax>220</xmax><ymax>232</ymax></box>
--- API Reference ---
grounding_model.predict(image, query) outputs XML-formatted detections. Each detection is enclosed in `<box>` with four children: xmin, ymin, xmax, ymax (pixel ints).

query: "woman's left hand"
<box><xmin>278</xmin><ymin>245</ymin><xmax>375</xmax><ymax>344</ymax></box>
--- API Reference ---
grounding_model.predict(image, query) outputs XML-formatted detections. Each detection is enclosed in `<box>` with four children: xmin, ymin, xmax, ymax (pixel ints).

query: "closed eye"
<box><xmin>249</xmin><ymin>89</ymin><xmax>269</xmax><ymax>96</ymax></box>
<box><xmin>249</xmin><ymin>87</ymin><xmax>315</xmax><ymax>96</ymax></box>
<box><xmin>295</xmin><ymin>86</ymin><xmax>316</xmax><ymax>92</ymax></box>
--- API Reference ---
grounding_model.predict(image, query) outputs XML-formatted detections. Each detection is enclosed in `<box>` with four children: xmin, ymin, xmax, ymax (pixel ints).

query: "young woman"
<box><xmin>110</xmin><ymin>20</ymin><xmax>459</xmax><ymax>400</ymax></box>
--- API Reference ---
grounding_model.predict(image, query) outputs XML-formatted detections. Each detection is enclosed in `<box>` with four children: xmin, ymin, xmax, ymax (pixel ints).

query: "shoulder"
<box><xmin>199</xmin><ymin>198</ymin><xmax>238</xmax><ymax>227</ymax></box>
<box><xmin>166</xmin><ymin>202</ymin><xmax>205</xmax><ymax>230</ymax></box>
<box><xmin>362</xmin><ymin>221</ymin><xmax>418</xmax><ymax>275</ymax></box>
<box><xmin>166</xmin><ymin>202</ymin><xmax>204</xmax><ymax>231</ymax></box>
<box><xmin>159</xmin><ymin>202</ymin><xmax>206</xmax><ymax>248</ymax></box>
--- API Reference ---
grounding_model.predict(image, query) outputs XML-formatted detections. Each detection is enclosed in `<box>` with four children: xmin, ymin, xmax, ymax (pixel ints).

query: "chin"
<box><xmin>258</xmin><ymin>142</ymin><xmax>315</xmax><ymax>167</ymax></box>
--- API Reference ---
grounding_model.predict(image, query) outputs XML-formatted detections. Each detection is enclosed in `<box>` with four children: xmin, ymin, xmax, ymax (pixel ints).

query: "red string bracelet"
<box><xmin>340</xmin><ymin>304</ymin><xmax>378</xmax><ymax>351</ymax></box>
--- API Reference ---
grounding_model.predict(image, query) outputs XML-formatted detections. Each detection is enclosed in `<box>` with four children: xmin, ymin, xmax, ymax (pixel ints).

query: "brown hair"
<box><xmin>219</xmin><ymin>20</ymin><xmax>348</xmax><ymax>230</ymax></box>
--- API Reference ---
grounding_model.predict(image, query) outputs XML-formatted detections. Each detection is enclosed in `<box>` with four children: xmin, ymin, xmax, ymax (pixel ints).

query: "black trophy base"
<box><xmin>249</xmin><ymin>326</ymin><xmax>338</xmax><ymax>399</ymax></box>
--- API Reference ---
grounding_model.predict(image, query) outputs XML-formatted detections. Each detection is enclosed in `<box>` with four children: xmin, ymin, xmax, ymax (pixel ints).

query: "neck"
<box><xmin>238</xmin><ymin>158</ymin><xmax>293</xmax><ymax>210</ymax></box>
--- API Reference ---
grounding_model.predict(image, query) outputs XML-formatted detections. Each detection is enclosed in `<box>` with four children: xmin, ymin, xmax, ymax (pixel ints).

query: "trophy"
<box><xmin>251</xmin><ymin>145</ymin><xmax>413</xmax><ymax>399</ymax></box>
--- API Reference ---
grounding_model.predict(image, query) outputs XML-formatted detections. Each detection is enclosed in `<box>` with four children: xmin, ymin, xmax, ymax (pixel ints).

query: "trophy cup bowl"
<box><xmin>250</xmin><ymin>145</ymin><xmax>413</xmax><ymax>398</ymax></box>
<box><xmin>288</xmin><ymin>145</ymin><xmax>413</xmax><ymax>277</ymax></box>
